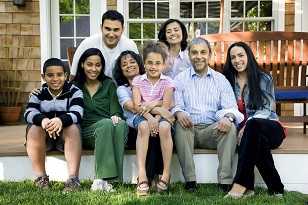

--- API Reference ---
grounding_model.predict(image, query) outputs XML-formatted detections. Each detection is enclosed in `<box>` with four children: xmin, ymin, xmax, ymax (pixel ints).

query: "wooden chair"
<box><xmin>201</xmin><ymin>32</ymin><xmax>308</xmax><ymax>134</ymax></box>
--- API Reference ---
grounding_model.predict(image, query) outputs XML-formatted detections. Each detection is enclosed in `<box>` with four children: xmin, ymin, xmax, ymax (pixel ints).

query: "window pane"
<box><xmin>180</xmin><ymin>2</ymin><xmax>192</xmax><ymax>18</ymax></box>
<box><xmin>208</xmin><ymin>22</ymin><xmax>219</xmax><ymax>34</ymax></box>
<box><xmin>194</xmin><ymin>2</ymin><xmax>206</xmax><ymax>18</ymax></box>
<box><xmin>260</xmin><ymin>1</ymin><xmax>272</xmax><ymax>17</ymax></box>
<box><xmin>246</xmin><ymin>1</ymin><xmax>258</xmax><ymax>17</ymax></box>
<box><xmin>60</xmin><ymin>39</ymin><xmax>74</xmax><ymax>59</ymax></box>
<box><xmin>143</xmin><ymin>23</ymin><xmax>155</xmax><ymax>39</ymax></box>
<box><xmin>231</xmin><ymin>1</ymin><xmax>244</xmax><ymax>18</ymax></box>
<box><xmin>59</xmin><ymin>0</ymin><xmax>73</xmax><ymax>14</ymax></box>
<box><xmin>259</xmin><ymin>21</ymin><xmax>272</xmax><ymax>31</ymax></box>
<box><xmin>245</xmin><ymin>21</ymin><xmax>258</xmax><ymax>31</ymax></box>
<box><xmin>60</xmin><ymin>16</ymin><xmax>74</xmax><ymax>37</ymax></box>
<box><xmin>75</xmin><ymin>0</ymin><xmax>89</xmax><ymax>14</ymax></box>
<box><xmin>76</xmin><ymin>16</ymin><xmax>90</xmax><ymax>37</ymax></box>
<box><xmin>230</xmin><ymin>21</ymin><xmax>243</xmax><ymax>32</ymax></box>
<box><xmin>196</xmin><ymin>22</ymin><xmax>207</xmax><ymax>35</ymax></box>
<box><xmin>129</xmin><ymin>23</ymin><xmax>141</xmax><ymax>39</ymax></box>
<box><xmin>129</xmin><ymin>3</ymin><xmax>141</xmax><ymax>18</ymax></box>
<box><xmin>157</xmin><ymin>3</ymin><xmax>169</xmax><ymax>18</ymax></box>
<box><xmin>143</xmin><ymin>3</ymin><xmax>155</xmax><ymax>18</ymax></box>
<box><xmin>208</xmin><ymin>1</ymin><xmax>220</xmax><ymax>18</ymax></box>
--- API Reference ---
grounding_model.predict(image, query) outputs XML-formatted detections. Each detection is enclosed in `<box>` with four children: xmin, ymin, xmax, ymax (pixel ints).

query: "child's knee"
<box><xmin>159</xmin><ymin>121</ymin><xmax>171</xmax><ymax>132</ymax></box>
<box><xmin>138</xmin><ymin>121</ymin><xmax>150</xmax><ymax>135</ymax></box>
<box><xmin>27</xmin><ymin>125</ymin><xmax>45</xmax><ymax>141</ymax></box>
<box><xmin>63</xmin><ymin>124</ymin><xmax>81</xmax><ymax>141</ymax></box>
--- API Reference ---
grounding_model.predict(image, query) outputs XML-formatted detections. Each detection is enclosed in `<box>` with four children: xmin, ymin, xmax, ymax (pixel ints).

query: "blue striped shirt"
<box><xmin>173</xmin><ymin>67</ymin><xmax>244</xmax><ymax>125</ymax></box>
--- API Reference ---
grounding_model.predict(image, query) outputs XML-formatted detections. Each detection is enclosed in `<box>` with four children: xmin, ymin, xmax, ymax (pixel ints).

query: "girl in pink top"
<box><xmin>132</xmin><ymin>42</ymin><xmax>174</xmax><ymax>195</ymax></box>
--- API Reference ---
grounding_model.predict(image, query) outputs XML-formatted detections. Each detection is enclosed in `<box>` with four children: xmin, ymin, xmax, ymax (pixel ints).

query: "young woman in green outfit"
<box><xmin>74</xmin><ymin>48</ymin><xmax>128</xmax><ymax>192</ymax></box>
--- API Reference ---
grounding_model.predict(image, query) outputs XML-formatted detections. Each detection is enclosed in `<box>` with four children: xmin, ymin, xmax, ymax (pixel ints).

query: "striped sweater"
<box><xmin>24</xmin><ymin>82</ymin><xmax>84</xmax><ymax>127</ymax></box>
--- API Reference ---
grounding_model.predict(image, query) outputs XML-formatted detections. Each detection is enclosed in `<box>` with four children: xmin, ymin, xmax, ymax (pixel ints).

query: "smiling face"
<box><xmin>165</xmin><ymin>21</ymin><xmax>183</xmax><ymax>46</ymax></box>
<box><xmin>43</xmin><ymin>66</ymin><xmax>66</xmax><ymax>94</ymax></box>
<box><xmin>120</xmin><ymin>54</ymin><xmax>140</xmax><ymax>80</ymax></box>
<box><xmin>101</xmin><ymin>19</ymin><xmax>123</xmax><ymax>48</ymax></box>
<box><xmin>82</xmin><ymin>55</ymin><xmax>102</xmax><ymax>81</ymax></box>
<box><xmin>189</xmin><ymin>43</ymin><xmax>210</xmax><ymax>75</ymax></box>
<box><xmin>230</xmin><ymin>46</ymin><xmax>248</xmax><ymax>73</ymax></box>
<box><xmin>144</xmin><ymin>52</ymin><xmax>165</xmax><ymax>80</ymax></box>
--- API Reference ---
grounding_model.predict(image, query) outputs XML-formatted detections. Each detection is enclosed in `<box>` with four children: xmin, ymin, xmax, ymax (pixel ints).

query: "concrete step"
<box><xmin>1</xmin><ymin>153</ymin><xmax>308</xmax><ymax>194</ymax></box>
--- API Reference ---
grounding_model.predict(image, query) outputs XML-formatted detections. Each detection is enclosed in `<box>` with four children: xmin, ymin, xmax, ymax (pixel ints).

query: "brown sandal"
<box><xmin>156</xmin><ymin>177</ymin><xmax>169</xmax><ymax>193</ymax></box>
<box><xmin>136</xmin><ymin>178</ymin><xmax>149</xmax><ymax>196</ymax></box>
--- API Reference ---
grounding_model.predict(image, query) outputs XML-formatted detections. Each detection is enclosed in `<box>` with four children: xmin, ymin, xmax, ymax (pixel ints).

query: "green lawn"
<box><xmin>0</xmin><ymin>181</ymin><xmax>307</xmax><ymax>205</ymax></box>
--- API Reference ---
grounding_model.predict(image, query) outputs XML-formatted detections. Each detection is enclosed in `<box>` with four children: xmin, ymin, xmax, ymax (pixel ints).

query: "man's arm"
<box><xmin>215</xmin><ymin>76</ymin><xmax>244</xmax><ymax>124</ymax></box>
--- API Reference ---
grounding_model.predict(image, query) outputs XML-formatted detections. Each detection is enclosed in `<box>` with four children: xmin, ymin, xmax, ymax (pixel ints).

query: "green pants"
<box><xmin>174</xmin><ymin>122</ymin><xmax>237</xmax><ymax>184</ymax></box>
<box><xmin>82</xmin><ymin>118</ymin><xmax>128</xmax><ymax>180</ymax></box>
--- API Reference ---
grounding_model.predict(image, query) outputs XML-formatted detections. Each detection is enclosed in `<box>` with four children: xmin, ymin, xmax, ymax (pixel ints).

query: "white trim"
<box><xmin>295</xmin><ymin>0</ymin><xmax>308</xmax><ymax>32</ymax></box>
<box><xmin>295</xmin><ymin>0</ymin><xmax>302</xmax><ymax>32</ymax></box>
<box><xmin>117</xmin><ymin>0</ymin><xmax>125</xmax><ymax>15</ymax></box>
<box><xmin>302</xmin><ymin>0</ymin><xmax>308</xmax><ymax>31</ymax></box>
<box><xmin>51</xmin><ymin>0</ymin><xmax>60</xmax><ymax>58</ymax></box>
<box><xmin>273</xmin><ymin>0</ymin><xmax>285</xmax><ymax>31</ymax></box>
<box><xmin>90</xmin><ymin>0</ymin><xmax>107</xmax><ymax>35</ymax></box>
<box><xmin>39</xmin><ymin>0</ymin><xmax>52</xmax><ymax>73</ymax></box>
<box><xmin>222</xmin><ymin>0</ymin><xmax>231</xmax><ymax>32</ymax></box>
<box><xmin>117</xmin><ymin>0</ymin><xmax>128</xmax><ymax>35</ymax></box>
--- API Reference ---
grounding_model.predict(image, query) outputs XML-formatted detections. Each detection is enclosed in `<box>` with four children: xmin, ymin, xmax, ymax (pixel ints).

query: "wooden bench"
<box><xmin>202</xmin><ymin>32</ymin><xmax>308</xmax><ymax>134</ymax></box>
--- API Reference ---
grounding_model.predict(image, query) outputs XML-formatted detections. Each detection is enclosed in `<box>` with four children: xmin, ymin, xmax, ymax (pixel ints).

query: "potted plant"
<box><xmin>0</xmin><ymin>71</ymin><xmax>22</xmax><ymax>125</ymax></box>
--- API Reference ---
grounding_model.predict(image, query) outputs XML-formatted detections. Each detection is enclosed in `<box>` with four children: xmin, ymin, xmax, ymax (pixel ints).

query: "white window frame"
<box><xmin>117</xmin><ymin>0</ymin><xmax>284</xmax><ymax>36</ymax></box>
<box><xmin>40</xmin><ymin>0</ymin><xmax>106</xmax><ymax>68</ymax></box>
<box><xmin>295</xmin><ymin>0</ymin><xmax>308</xmax><ymax>32</ymax></box>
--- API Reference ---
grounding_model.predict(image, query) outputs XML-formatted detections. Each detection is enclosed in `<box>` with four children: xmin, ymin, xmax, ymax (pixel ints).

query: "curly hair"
<box><xmin>113</xmin><ymin>50</ymin><xmax>145</xmax><ymax>86</ymax></box>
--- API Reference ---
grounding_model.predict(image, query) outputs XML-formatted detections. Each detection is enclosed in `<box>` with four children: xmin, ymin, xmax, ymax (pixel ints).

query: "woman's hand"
<box><xmin>111</xmin><ymin>115</ymin><xmax>121</xmax><ymax>125</ymax></box>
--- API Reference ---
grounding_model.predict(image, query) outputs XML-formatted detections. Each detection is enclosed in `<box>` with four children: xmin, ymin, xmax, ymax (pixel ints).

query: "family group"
<box><xmin>24</xmin><ymin>10</ymin><xmax>286</xmax><ymax>199</ymax></box>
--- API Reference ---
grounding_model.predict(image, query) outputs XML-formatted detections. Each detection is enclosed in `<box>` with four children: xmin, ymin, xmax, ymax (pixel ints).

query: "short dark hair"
<box><xmin>158</xmin><ymin>19</ymin><xmax>188</xmax><ymax>51</ymax></box>
<box><xmin>101</xmin><ymin>10</ymin><xmax>124</xmax><ymax>27</ymax></box>
<box><xmin>189</xmin><ymin>37</ymin><xmax>212</xmax><ymax>56</ymax></box>
<box><xmin>42</xmin><ymin>58</ymin><xmax>65</xmax><ymax>74</ymax></box>
<box><xmin>143</xmin><ymin>41</ymin><xmax>168</xmax><ymax>63</ymax></box>
<box><xmin>73</xmin><ymin>48</ymin><xmax>108</xmax><ymax>88</ymax></box>
<box><xmin>113</xmin><ymin>50</ymin><xmax>145</xmax><ymax>86</ymax></box>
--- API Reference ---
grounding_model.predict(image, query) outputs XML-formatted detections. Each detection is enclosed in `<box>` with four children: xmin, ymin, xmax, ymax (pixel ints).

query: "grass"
<box><xmin>0</xmin><ymin>181</ymin><xmax>307</xmax><ymax>205</ymax></box>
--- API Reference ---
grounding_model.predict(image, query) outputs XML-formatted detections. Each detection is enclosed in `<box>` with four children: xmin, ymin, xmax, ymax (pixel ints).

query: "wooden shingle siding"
<box><xmin>107</xmin><ymin>0</ymin><xmax>117</xmax><ymax>10</ymax></box>
<box><xmin>0</xmin><ymin>0</ymin><xmax>41</xmax><ymax>105</ymax></box>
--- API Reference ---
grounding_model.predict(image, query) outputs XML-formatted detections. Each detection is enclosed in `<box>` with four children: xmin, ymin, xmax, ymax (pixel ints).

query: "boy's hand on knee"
<box><xmin>41</xmin><ymin>118</ymin><xmax>51</xmax><ymax>130</ymax></box>
<box><xmin>46</xmin><ymin>117</ymin><xmax>63</xmax><ymax>137</ymax></box>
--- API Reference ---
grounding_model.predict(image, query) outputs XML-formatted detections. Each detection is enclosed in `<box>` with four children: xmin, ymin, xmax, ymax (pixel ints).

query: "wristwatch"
<box><xmin>225</xmin><ymin>116</ymin><xmax>235</xmax><ymax>123</ymax></box>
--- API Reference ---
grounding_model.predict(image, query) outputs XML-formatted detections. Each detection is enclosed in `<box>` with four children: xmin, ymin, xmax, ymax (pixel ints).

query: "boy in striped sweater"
<box><xmin>24</xmin><ymin>58</ymin><xmax>84</xmax><ymax>191</ymax></box>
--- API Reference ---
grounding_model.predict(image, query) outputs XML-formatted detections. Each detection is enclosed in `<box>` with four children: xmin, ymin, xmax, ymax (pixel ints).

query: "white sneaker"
<box><xmin>91</xmin><ymin>179</ymin><xmax>115</xmax><ymax>192</ymax></box>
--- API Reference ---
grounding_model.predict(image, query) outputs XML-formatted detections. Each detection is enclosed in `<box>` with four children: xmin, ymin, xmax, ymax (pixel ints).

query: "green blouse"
<box><xmin>81</xmin><ymin>78</ymin><xmax>122</xmax><ymax>128</ymax></box>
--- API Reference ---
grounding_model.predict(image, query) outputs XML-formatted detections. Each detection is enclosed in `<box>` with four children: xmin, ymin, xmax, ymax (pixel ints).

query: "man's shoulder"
<box><xmin>174</xmin><ymin>68</ymin><xmax>191</xmax><ymax>81</ymax></box>
<box><xmin>80</xmin><ymin>33</ymin><xmax>101</xmax><ymax>46</ymax></box>
<box><xmin>209</xmin><ymin>68</ymin><xmax>229</xmax><ymax>82</ymax></box>
<box><xmin>118</xmin><ymin>36</ymin><xmax>137</xmax><ymax>49</ymax></box>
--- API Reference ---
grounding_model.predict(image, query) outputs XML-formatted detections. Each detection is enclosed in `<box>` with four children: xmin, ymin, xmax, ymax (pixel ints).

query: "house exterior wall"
<box><xmin>0</xmin><ymin>0</ymin><xmax>41</xmax><ymax>105</ymax></box>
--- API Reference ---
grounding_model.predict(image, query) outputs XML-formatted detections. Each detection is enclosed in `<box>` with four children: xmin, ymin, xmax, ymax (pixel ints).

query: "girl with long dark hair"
<box><xmin>223</xmin><ymin>42</ymin><xmax>286</xmax><ymax>198</ymax></box>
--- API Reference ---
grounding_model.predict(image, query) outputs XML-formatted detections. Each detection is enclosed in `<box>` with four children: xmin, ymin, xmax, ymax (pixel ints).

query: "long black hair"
<box><xmin>223</xmin><ymin>42</ymin><xmax>269</xmax><ymax>110</ymax></box>
<box><xmin>113</xmin><ymin>50</ymin><xmax>145</xmax><ymax>86</ymax></box>
<box><xmin>158</xmin><ymin>19</ymin><xmax>188</xmax><ymax>51</ymax></box>
<box><xmin>73</xmin><ymin>48</ymin><xmax>109</xmax><ymax>88</ymax></box>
